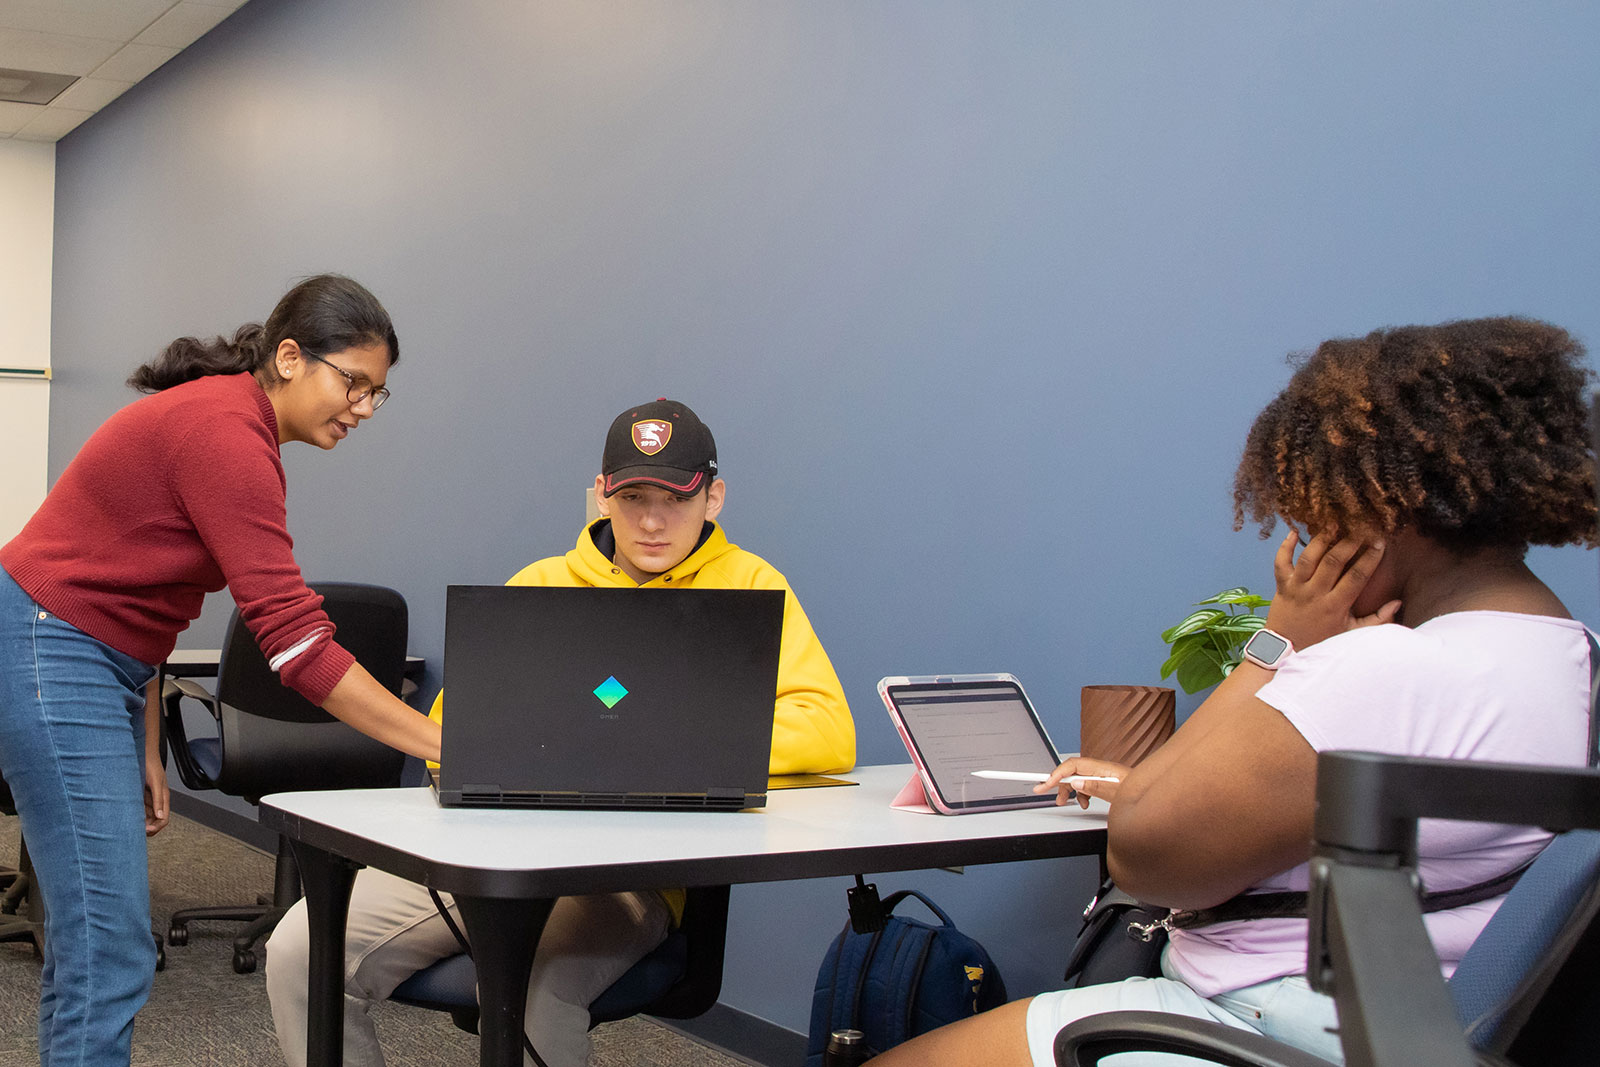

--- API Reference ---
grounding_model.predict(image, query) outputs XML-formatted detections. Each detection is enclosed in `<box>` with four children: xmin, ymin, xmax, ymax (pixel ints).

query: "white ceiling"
<box><xmin>0</xmin><ymin>0</ymin><xmax>250</xmax><ymax>142</ymax></box>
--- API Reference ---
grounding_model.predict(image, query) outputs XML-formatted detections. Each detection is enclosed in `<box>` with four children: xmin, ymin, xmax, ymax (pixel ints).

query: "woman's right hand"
<box><xmin>321</xmin><ymin>662</ymin><xmax>443</xmax><ymax>763</ymax></box>
<box><xmin>1034</xmin><ymin>756</ymin><xmax>1133</xmax><ymax>809</ymax></box>
<box><xmin>1264</xmin><ymin>527</ymin><xmax>1399</xmax><ymax>651</ymax></box>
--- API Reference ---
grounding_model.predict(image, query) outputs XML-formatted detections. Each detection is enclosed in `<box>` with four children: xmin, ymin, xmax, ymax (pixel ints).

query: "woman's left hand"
<box><xmin>1264</xmin><ymin>527</ymin><xmax>1401</xmax><ymax>651</ymax></box>
<box><xmin>144</xmin><ymin>750</ymin><xmax>170</xmax><ymax>836</ymax></box>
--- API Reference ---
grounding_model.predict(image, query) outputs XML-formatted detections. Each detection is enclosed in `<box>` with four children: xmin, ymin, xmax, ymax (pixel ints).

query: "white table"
<box><xmin>261</xmin><ymin>765</ymin><xmax>1108</xmax><ymax>1067</ymax></box>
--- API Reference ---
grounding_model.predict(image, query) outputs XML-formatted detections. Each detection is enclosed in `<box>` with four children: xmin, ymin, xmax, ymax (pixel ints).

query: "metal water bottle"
<box><xmin>823</xmin><ymin>1028</ymin><xmax>870</xmax><ymax>1066</ymax></box>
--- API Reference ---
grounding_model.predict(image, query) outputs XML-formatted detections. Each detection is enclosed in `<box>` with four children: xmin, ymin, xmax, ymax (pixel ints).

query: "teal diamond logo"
<box><xmin>593</xmin><ymin>676</ymin><xmax>629</xmax><ymax>709</ymax></box>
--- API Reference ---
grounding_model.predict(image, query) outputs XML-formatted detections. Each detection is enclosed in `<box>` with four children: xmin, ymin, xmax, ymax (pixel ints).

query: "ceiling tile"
<box><xmin>0</xmin><ymin>2</ymin><xmax>177</xmax><ymax>41</ymax></box>
<box><xmin>0</xmin><ymin>100</ymin><xmax>42</xmax><ymax>136</ymax></box>
<box><xmin>13</xmin><ymin>105</ymin><xmax>93</xmax><ymax>140</ymax></box>
<box><xmin>0</xmin><ymin>29</ymin><xmax>123</xmax><ymax>75</ymax></box>
<box><xmin>135</xmin><ymin>2</ymin><xmax>232</xmax><ymax>50</ymax></box>
<box><xmin>51</xmin><ymin>76</ymin><xmax>133</xmax><ymax>112</ymax></box>
<box><xmin>90</xmin><ymin>42</ymin><xmax>179</xmax><ymax>83</ymax></box>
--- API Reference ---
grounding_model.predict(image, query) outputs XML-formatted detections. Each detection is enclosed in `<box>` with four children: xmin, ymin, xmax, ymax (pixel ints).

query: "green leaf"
<box><xmin>1206</xmin><ymin>615</ymin><xmax>1269</xmax><ymax>636</ymax></box>
<box><xmin>1159</xmin><ymin>609</ymin><xmax>1227</xmax><ymax>643</ymax></box>
<box><xmin>1197</xmin><ymin>587</ymin><xmax>1271</xmax><ymax>609</ymax></box>
<box><xmin>1174</xmin><ymin>649</ymin><xmax>1224</xmax><ymax>694</ymax></box>
<box><xmin>1159</xmin><ymin>637</ymin><xmax>1206</xmax><ymax>679</ymax></box>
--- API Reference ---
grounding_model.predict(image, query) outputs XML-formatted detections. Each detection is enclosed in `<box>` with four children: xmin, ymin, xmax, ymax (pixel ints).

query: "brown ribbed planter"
<box><xmin>1080</xmin><ymin>685</ymin><xmax>1175</xmax><ymax>766</ymax></box>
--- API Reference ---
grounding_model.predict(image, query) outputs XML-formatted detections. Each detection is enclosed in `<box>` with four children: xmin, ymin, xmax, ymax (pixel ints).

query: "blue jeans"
<box><xmin>0</xmin><ymin>568</ymin><xmax>157</xmax><ymax>1066</ymax></box>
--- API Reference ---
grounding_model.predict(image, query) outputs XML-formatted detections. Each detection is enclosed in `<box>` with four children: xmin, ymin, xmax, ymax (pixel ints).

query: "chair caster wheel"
<box><xmin>233</xmin><ymin>949</ymin><xmax>257</xmax><ymax>974</ymax></box>
<box><xmin>167</xmin><ymin>924</ymin><xmax>189</xmax><ymax>946</ymax></box>
<box><xmin>156</xmin><ymin>943</ymin><xmax>166</xmax><ymax>971</ymax></box>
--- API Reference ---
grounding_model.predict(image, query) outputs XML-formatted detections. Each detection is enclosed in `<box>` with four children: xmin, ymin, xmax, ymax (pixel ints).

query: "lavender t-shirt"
<box><xmin>1165</xmin><ymin>611</ymin><xmax>1590</xmax><ymax>999</ymax></box>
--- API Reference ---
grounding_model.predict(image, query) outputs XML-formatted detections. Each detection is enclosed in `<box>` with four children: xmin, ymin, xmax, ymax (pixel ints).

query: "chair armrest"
<box><xmin>166</xmin><ymin>677</ymin><xmax>221</xmax><ymax>717</ymax></box>
<box><xmin>161</xmin><ymin>678</ymin><xmax>220</xmax><ymax>792</ymax></box>
<box><xmin>1053</xmin><ymin>1011</ymin><xmax>1334</xmax><ymax>1067</ymax></box>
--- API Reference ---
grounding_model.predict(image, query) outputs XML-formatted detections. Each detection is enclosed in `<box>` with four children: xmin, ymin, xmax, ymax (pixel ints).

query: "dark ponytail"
<box><xmin>128</xmin><ymin>274</ymin><xmax>399</xmax><ymax>393</ymax></box>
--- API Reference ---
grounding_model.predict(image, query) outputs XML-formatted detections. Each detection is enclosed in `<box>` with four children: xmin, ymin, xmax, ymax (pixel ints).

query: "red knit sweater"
<box><xmin>0</xmin><ymin>373</ymin><xmax>355</xmax><ymax>704</ymax></box>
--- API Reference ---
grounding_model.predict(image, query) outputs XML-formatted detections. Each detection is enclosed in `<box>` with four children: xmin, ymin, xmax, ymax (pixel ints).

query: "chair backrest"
<box><xmin>1451</xmin><ymin>828</ymin><xmax>1600</xmax><ymax>1049</ymax></box>
<box><xmin>216</xmin><ymin>582</ymin><xmax>408</xmax><ymax>719</ymax></box>
<box><xmin>210</xmin><ymin>582</ymin><xmax>409</xmax><ymax>800</ymax></box>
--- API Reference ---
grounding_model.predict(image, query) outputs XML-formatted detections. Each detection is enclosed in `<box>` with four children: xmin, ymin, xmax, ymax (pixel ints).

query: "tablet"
<box><xmin>878</xmin><ymin>673</ymin><xmax>1062</xmax><ymax>814</ymax></box>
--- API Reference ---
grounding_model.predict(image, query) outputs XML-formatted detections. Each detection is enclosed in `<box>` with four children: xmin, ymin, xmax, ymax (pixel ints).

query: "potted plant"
<box><xmin>1158</xmin><ymin>587</ymin><xmax>1272</xmax><ymax>695</ymax></box>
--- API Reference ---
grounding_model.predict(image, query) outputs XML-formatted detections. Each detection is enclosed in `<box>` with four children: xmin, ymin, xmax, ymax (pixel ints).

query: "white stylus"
<box><xmin>971</xmin><ymin>770</ymin><xmax>1120</xmax><ymax>784</ymax></box>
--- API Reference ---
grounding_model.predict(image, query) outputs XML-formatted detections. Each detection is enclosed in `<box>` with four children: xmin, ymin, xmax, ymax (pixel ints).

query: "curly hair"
<box><xmin>1232</xmin><ymin>316</ymin><xmax>1597</xmax><ymax>552</ymax></box>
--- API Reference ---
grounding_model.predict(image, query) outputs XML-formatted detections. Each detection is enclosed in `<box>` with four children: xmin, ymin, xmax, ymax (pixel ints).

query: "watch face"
<box><xmin>1245</xmin><ymin>629</ymin><xmax>1290</xmax><ymax>666</ymax></box>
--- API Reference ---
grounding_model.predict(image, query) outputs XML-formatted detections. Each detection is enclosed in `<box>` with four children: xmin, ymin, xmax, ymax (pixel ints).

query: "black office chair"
<box><xmin>162</xmin><ymin>582</ymin><xmax>409</xmax><ymax>973</ymax></box>
<box><xmin>1052</xmin><ymin>751</ymin><xmax>1600</xmax><ymax>1067</ymax></box>
<box><xmin>0</xmin><ymin>773</ymin><xmax>44</xmax><ymax>958</ymax></box>
<box><xmin>390</xmin><ymin>884</ymin><xmax>732</xmax><ymax>1035</ymax></box>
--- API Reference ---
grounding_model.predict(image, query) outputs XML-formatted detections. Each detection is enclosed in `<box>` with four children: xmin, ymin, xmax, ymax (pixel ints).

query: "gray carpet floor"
<box><xmin>0</xmin><ymin>812</ymin><xmax>753</xmax><ymax>1066</ymax></box>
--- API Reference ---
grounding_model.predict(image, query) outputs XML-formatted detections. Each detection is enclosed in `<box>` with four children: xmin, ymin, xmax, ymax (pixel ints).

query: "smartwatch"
<box><xmin>1241</xmin><ymin>628</ymin><xmax>1294</xmax><ymax>670</ymax></box>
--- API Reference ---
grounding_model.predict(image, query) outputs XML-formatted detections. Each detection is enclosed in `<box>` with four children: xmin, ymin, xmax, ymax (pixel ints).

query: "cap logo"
<box><xmin>632</xmin><ymin>420</ymin><xmax>671</xmax><ymax>455</ymax></box>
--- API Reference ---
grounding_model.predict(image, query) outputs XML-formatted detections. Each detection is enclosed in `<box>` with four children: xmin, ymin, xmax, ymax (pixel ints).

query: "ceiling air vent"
<box><xmin>0</xmin><ymin>67</ymin><xmax>79</xmax><ymax>105</ymax></box>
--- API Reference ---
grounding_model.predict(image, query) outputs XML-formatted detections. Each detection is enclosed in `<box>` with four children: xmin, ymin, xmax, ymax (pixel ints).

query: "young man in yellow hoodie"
<box><xmin>265</xmin><ymin>398</ymin><xmax>856</xmax><ymax>1067</ymax></box>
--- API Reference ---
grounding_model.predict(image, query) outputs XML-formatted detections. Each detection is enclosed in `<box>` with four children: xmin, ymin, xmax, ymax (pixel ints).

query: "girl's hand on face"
<box><xmin>1034</xmin><ymin>756</ymin><xmax>1133</xmax><ymax>809</ymax></box>
<box><xmin>1264</xmin><ymin>528</ymin><xmax>1401</xmax><ymax>651</ymax></box>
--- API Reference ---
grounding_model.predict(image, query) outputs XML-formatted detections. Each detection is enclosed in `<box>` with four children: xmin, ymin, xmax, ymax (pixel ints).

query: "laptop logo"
<box><xmin>593</xmin><ymin>675</ymin><xmax>629</xmax><ymax>709</ymax></box>
<box><xmin>632</xmin><ymin>420</ymin><xmax>671</xmax><ymax>455</ymax></box>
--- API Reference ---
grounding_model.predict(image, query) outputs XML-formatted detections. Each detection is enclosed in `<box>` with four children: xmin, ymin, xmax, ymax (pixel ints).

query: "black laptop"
<box><xmin>434</xmin><ymin>585</ymin><xmax>783</xmax><ymax>811</ymax></box>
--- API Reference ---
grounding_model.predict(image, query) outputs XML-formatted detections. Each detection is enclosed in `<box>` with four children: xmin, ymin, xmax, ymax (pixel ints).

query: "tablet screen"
<box><xmin>883</xmin><ymin>678</ymin><xmax>1060</xmax><ymax>810</ymax></box>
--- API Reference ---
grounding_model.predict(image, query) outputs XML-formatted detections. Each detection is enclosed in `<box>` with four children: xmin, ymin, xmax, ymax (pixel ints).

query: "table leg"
<box><xmin>290</xmin><ymin>840</ymin><xmax>362</xmax><ymax>1067</ymax></box>
<box><xmin>456</xmin><ymin>894</ymin><xmax>556</xmax><ymax>1067</ymax></box>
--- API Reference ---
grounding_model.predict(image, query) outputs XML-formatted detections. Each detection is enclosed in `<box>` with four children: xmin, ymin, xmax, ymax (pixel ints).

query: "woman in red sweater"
<box><xmin>0</xmin><ymin>274</ymin><xmax>442</xmax><ymax>1066</ymax></box>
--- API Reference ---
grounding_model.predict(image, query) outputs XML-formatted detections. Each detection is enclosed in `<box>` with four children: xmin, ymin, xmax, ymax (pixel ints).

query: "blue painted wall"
<box><xmin>49</xmin><ymin>0</ymin><xmax>1600</xmax><ymax>1034</ymax></box>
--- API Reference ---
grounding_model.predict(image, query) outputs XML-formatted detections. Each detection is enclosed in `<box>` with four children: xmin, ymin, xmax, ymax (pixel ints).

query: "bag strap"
<box><xmin>1165</xmin><ymin>855</ymin><xmax>1534</xmax><ymax>930</ymax></box>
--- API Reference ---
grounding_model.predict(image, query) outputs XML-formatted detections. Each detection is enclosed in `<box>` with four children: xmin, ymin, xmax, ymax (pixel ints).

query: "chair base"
<box><xmin>165</xmin><ymin>835</ymin><xmax>298</xmax><ymax>973</ymax></box>
<box><xmin>0</xmin><ymin>834</ymin><xmax>44</xmax><ymax>958</ymax></box>
<box><xmin>0</xmin><ymin>913</ymin><xmax>44</xmax><ymax>957</ymax></box>
<box><xmin>166</xmin><ymin>903</ymin><xmax>285</xmax><ymax>973</ymax></box>
<box><xmin>1</xmin><ymin>870</ymin><xmax>28</xmax><ymax>914</ymax></box>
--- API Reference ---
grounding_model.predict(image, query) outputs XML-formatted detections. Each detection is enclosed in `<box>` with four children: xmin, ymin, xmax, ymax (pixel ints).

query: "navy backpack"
<box><xmin>805</xmin><ymin>888</ymin><xmax>1008</xmax><ymax>1064</ymax></box>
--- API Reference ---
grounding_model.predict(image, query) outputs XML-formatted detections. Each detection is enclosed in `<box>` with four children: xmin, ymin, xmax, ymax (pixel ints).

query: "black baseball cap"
<box><xmin>600</xmin><ymin>399</ymin><xmax>718</xmax><ymax>497</ymax></box>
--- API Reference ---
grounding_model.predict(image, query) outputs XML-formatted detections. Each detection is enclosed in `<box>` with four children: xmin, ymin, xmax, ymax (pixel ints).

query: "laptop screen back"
<box><xmin>437</xmin><ymin>585</ymin><xmax>783</xmax><ymax>810</ymax></box>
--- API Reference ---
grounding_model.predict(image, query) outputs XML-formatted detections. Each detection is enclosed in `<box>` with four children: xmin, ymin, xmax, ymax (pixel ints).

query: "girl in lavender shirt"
<box><xmin>875</xmin><ymin>317</ymin><xmax>1596</xmax><ymax>1067</ymax></box>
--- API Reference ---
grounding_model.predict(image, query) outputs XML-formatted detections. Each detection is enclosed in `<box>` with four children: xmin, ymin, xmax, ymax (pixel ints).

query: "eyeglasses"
<box><xmin>304</xmin><ymin>351</ymin><xmax>391</xmax><ymax>410</ymax></box>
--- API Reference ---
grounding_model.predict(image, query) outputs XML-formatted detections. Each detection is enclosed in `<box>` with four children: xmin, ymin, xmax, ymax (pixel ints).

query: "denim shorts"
<box><xmin>1024</xmin><ymin>950</ymin><xmax>1342</xmax><ymax>1067</ymax></box>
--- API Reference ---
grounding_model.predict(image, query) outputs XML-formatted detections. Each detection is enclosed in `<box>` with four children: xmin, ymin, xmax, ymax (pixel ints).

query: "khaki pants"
<box><xmin>265</xmin><ymin>867</ymin><xmax>670</xmax><ymax>1067</ymax></box>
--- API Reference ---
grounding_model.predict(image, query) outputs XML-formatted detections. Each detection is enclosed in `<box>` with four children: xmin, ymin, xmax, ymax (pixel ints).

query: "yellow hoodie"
<box><xmin>427</xmin><ymin>520</ymin><xmax>855</xmax><ymax>926</ymax></box>
<box><xmin>429</xmin><ymin>518</ymin><xmax>856</xmax><ymax>774</ymax></box>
